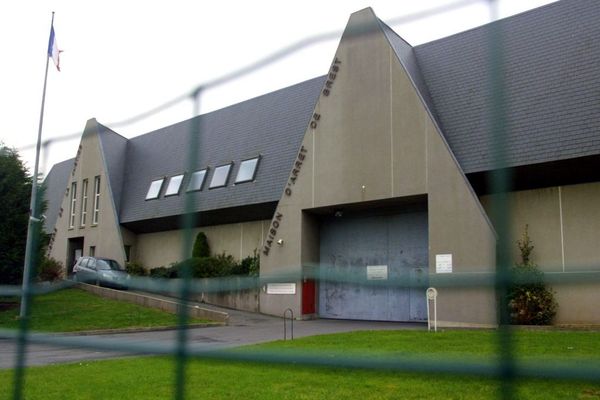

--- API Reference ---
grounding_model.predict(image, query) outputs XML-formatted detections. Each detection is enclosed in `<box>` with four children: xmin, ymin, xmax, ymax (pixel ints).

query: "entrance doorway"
<box><xmin>67</xmin><ymin>237</ymin><xmax>84</xmax><ymax>275</ymax></box>
<box><xmin>318</xmin><ymin>206</ymin><xmax>428</xmax><ymax>322</ymax></box>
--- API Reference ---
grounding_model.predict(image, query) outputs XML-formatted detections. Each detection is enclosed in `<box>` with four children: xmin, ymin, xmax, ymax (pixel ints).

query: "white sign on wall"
<box><xmin>367</xmin><ymin>265</ymin><xmax>388</xmax><ymax>280</ymax></box>
<box><xmin>266</xmin><ymin>283</ymin><xmax>296</xmax><ymax>295</ymax></box>
<box><xmin>436</xmin><ymin>254</ymin><xmax>453</xmax><ymax>274</ymax></box>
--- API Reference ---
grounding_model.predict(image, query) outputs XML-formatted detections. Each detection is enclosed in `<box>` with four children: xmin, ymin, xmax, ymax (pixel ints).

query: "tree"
<box><xmin>0</xmin><ymin>145</ymin><xmax>45</xmax><ymax>285</ymax></box>
<box><xmin>507</xmin><ymin>225</ymin><xmax>558</xmax><ymax>325</ymax></box>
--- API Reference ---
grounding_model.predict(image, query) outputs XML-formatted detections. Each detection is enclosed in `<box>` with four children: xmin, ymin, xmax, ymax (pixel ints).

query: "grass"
<box><xmin>0</xmin><ymin>288</ymin><xmax>208</xmax><ymax>332</ymax></box>
<box><xmin>1</xmin><ymin>330</ymin><xmax>599</xmax><ymax>399</ymax></box>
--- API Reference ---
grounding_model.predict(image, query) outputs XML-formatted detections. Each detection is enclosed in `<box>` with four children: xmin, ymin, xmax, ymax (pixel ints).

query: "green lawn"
<box><xmin>1</xmin><ymin>330</ymin><xmax>599</xmax><ymax>399</ymax></box>
<box><xmin>0</xmin><ymin>288</ymin><xmax>208</xmax><ymax>332</ymax></box>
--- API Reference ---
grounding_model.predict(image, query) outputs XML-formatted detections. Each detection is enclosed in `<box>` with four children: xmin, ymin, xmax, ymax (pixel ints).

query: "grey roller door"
<box><xmin>319</xmin><ymin>210</ymin><xmax>428</xmax><ymax>321</ymax></box>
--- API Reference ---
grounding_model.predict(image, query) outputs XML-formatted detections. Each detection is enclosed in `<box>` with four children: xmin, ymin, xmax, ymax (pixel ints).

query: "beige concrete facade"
<box><xmin>135</xmin><ymin>220</ymin><xmax>269</xmax><ymax>269</ymax></box>
<box><xmin>260</xmin><ymin>8</ymin><xmax>497</xmax><ymax>325</ymax></box>
<box><xmin>481</xmin><ymin>182</ymin><xmax>600</xmax><ymax>324</ymax></box>
<box><xmin>49</xmin><ymin>119</ymin><xmax>127</xmax><ymax>271</ymax></box>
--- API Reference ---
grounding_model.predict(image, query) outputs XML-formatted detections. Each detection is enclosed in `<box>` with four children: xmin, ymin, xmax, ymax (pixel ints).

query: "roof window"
<box><xmin>165</xmin><ymin>174</ymin><xmax>184</xmax><ymax>196</ymax></box>
<box><xmin>145</xmin><ymin>178</ymin><xmax>164</xmax><ymax>200</ymax></box>
<box><xmin>209</xmin><ymin>163</ymin><xmax>232</xmax><ymax>189</ymax></box>
<box><xmin>187</xmin><ymin>169</ymin><xmax>207</xmax><ymax>192</ymax></box>
<box><xmin>235</xmin><ymin>157</ymin><xmax>260</xmax><ymax>184</ymax></box>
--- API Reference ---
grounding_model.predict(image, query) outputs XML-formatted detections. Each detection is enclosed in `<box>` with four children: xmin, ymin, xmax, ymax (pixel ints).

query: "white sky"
<box><xmin>1</xmin><ymin>0</ymin><xmax>556</xmax><ymax>176</ymax></box>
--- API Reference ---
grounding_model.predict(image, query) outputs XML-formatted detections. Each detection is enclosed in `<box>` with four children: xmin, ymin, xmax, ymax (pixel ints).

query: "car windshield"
<box><xmin>96</xmin><ymin>259</ymin><xmax>125</xmax><ymax>271</ymax></box>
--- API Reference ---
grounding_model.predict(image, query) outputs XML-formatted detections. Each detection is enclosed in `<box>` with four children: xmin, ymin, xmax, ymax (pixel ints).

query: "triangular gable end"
<box><xmin>260</xmin><ymin>8</ymin><xmax>497</xmax><ymax>326</ymax></box>
<box><xmin>49</xmin><ymin>118</ymin><xmax>127</xmax><ymax>272</ymax></box>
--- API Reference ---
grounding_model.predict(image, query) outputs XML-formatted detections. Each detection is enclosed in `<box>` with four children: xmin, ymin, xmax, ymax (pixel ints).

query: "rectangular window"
<box><xmin>187</xmin><ymin>169</ymin><xmax>207</xmax><ymax>192</ymax></box>
<box><xmin>235</xmin><ymin>157</ymin><xmax>260</xmax><ymax>184</ymax></box>
<box><xmin>92</xmin><ymin>176</ymin><xmax>101</xmax><ymax>225</ymax></box>
<box><xmin>69</xmin><ymin>182</ymin><xmax>77</xmax><ymax>228</ymax></box>
<box><xmin>80</xmin><ymin>179</ymin><xmax>88</xmax><ymax>227</ymax></box>
<box><xmin>146</xmin><ymin>178</ymin><xmax>164</xmax><ymax>200</ymax></box>
<box><xmin>89</xmin><ymin>246</ymin><xmax>95</xmax><ymax>257</ymax></box>
<box><xmin>209</xmin><ymin>163</ymin><xmax>232</xmax><ymax>189</ymax></box>
<box><xmin>164</xmin><ymin>174</ymin><xmax>184</xmax><ymax>196</ymax></box>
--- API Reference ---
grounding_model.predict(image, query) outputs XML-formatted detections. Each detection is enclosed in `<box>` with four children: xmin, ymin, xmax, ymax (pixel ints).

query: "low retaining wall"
<box><xmin>76</xmin><ymin>283</ymin><xmax>229</xmax><ymax>324</ymax></box>
<box><xmin>190</xmin><ymin>277</ymin><xmax>260</xmax><ymax>313</ymax></box>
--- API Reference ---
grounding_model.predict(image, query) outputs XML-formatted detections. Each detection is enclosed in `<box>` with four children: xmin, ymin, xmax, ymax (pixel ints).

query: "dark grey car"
<box><xmin>73</xmin><ymin>256</ymin><xmax>131</xmax><ymax>289</ymax></box>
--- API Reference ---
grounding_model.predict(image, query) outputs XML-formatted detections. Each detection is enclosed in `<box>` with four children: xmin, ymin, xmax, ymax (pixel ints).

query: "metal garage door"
<box><xmin>318</xmin><ymin>209</ymin><xmax>428</xmax><ymax>322</ymax></box>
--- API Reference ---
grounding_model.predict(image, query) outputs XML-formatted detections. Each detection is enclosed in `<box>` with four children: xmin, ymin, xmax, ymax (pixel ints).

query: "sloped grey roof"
<box><xmin>118</xmin><ymin>76</ymin><xmax>325</xmax><ymax>224</ymax></box>
<box><xmin>414</xmin><ymin>0</ymin><xmax>600</xmax><ymax>173</ymax></box>
<box><xmin>378</xmin><ymin>19</ymin><xmax>439</xmax><ymax>126</ymax></box>
<box><xmin>42</xmin><ymin>158</ymin><xmax>74</xmax><ymax>233</ymax></box>
<box><xmin>97</xmin><ymin>124</ymin><xmax>128</xmax><ymax>214</ymax></box>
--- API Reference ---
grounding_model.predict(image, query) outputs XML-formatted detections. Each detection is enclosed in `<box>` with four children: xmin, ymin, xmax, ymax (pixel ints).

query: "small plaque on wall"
<box><xmin>266</xmin><ymin>283</ymin><xmax>296</xmax><ymax>295</ymax></box>
<box><xmin>436</xmin><ymin>254</ymin><xmax>453</xmax><ymax>274</ymax></box>
<box><xmin>367</xmin><ymin>265</ymin><xmax>388</xmax><ymax>280</ymax></box>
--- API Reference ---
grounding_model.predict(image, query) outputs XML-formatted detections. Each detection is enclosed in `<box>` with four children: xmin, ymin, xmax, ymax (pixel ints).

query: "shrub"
<box><xmin>126</xmin><ymin>261</ymin><xmax>147</xmax><ymax>276</ymax></box>
<box><xmin>192</xmin><ymin>232</ymin><xmax>210</xmax><ymax>258</ymax></box>
<box><xmin>37</xmin><ymin>257</ymin><xmax>63</xmax><ymax>282</ymax></box>
<box><xmin>149</xmin><ymin>265</ymin><xmax>179</xmax><ymax>279</ymax></box>
<box><xmin>508</xmin><ymin>225</ymin><xmax>558</xmax><ymax>325</ymax></box>
<box><xmin>236</xmin><ymin>250</ymin><xmax>260</xmax><ymax>277</ymax></box>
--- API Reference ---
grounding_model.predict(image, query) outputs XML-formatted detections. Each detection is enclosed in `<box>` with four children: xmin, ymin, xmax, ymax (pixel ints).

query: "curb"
<box><xmin>57</xmin><ymin>322</ymin><xmax>225</xmax><ymax>336</ymax></box>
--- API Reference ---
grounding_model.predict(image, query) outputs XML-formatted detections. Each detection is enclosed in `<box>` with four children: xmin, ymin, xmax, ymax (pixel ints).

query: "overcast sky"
<box><xmin>1</xmin><ymin>0</ymin><xmax>557</xmax><ymax>176</ymax></box>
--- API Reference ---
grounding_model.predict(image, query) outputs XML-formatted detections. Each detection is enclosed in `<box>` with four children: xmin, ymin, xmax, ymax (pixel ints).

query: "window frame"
<box><xmin>235</xmin><ymin>156</ymin><xmax>261</xmax><ymax>184</ymax></box>
<box><xmin>164</xmin><ymin>174</ymin><xmax>185</xmax><ymax>197</ymax></box>
<box><xmin>186</xmin><ymin>168</ymin><xmax>208</xmax><ymax>193</ymax></box>
<box><xmin>209</xmin><ymin>163</ymin><xmax>233</xmax><ymax>189</ymax></box>
<box><xmin>69</xmin><ymin>182</ymin><xmax>77</xmax><ymax>229</ymax></box>
<box><xmin>145</xmin><ymin>178</ymin><xmax>165</xmax><ymax>200</ymax></box>
<box><xmin>92</xmin><ymin>176</ymin><xmax>101</xmax><ymax>225</ymax></box>
<box><xmin>80</xmin><ymin>179</ymin><xmax>88</xmax><ymax>227</ymax></box>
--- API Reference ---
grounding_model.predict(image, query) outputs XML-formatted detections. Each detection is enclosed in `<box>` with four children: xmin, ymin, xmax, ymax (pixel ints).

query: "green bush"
<box><xmin>508</xmin><ymin>225</ymin><xmax>558</xmax><ymax>325</ymax></box>
<box><xmin>37</xmin><ymin>257</ymin><xmax>63</xmax><ymax>282</ymax></box>
<box><xmin>192</xmin><ymin>232</ymin><xmax>210</xmax><ymax>258</ymax></box>
<box><xmin>126</xmin><ymin>261</ymin><xmax>147</xmax><ymax>276</ymax></box>
<box><xmin>149</xmin><ymin>265</ymin><xmax>179</xmax><ymax>279</ymax></box>
<box><xmin>236</xmin><ymin>250</ymin><xmax>260</xmax><ymax>277</ymax></box>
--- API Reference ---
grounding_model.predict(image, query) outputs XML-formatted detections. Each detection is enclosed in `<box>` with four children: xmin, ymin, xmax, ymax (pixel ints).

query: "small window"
<box><xmin>235</xmin><ymin>157</ymin><xmax>260</xmax><ymax>184</ymax></box>
<box><xmin>187</xmin><ymin>169</ymin><xmax>207</xmax><ymax>192</ymax></box>
<box><xmin>92</xmin><ymin>176</ymin><xmax>100</xmax><ymax>225</ymax></box>
<box><xmin>146</xmin><ymin>178</ymin><xmax>164</xmax><ymax>200</ymax></box>
<box><xmin>89</xmin><ymin>246</ymin><xmax>95</xmax><ymax>257</ymax></box>
<box><xmin>165</xmin><ymin>174</ymin><xmax>184</xmax><ymax>196</ymax></box>
<box><xmin>209</xmin><ymin>164</ymin><xmax>232</xmax><ymax>189</ymax></box>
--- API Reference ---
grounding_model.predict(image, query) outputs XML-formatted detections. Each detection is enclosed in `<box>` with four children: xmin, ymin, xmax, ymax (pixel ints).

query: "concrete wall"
<box><xmin>135</xmin><ymin>220</ymin><xmax>269</xmax><ymax>269</ymax></box>
<box><xmin>481</xmin><ymin>182</ymin><xmax>600</xmax><ymax>324</ymax></box>
<box><xmin>260</xmin><ymin>8</ymin><xmax>497</xmax><ymax>325</ymax></box>
<box><xmin>49</xmin><ymin>119</ymin><xmax>127</xmax><ymax>270</ymax></box>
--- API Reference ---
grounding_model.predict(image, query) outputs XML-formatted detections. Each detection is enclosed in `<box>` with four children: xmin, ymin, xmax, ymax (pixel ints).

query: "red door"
<box><xmin>302</xmin><ymin>279</ymin><xmax>316</xmax><ymax>314</ymax></box>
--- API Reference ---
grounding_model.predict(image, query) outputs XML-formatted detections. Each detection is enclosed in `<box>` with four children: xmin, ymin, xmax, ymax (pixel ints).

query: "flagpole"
<box><xmin>19</xmin><ymin>11</ymin><xmax>55</xmax><ymax>318</ymax></box>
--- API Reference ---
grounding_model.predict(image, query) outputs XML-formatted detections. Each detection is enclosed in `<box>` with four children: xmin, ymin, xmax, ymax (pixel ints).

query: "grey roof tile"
<box><xmin>42</xmin><ymin>158</ymin><xmax>74</xmax><ymax>233</ymax></box>
<box><xmin>118</xmin><ymin>76</ymin><xmax>325</xmax><ymax>223</ymax></box>
<box><xmin>414</xmin><ymin>0</ymin><xmax>600</xmax><ymax>173</ymax></box>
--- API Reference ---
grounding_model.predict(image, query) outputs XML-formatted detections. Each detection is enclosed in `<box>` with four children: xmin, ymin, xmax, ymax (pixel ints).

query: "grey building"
<box><xmin>45</xmin><ymin>0</ymin><xmax>600</xmax><ymax>326</ymax></box>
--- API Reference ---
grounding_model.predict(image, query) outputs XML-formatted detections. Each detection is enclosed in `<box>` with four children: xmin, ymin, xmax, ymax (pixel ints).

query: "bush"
<box><xmin>508</xmin><ymin>225</ymin><xmax>558</xmax><ymax>325</ymax></box>
<box><xmin>235</xmin><ymin>250</ymin><xmax>260</xmax><ymax>277</ymax></box>
<box><xmin>192</xmin><ymin>232</ymin><xmax>210</xmax><ymax>258</ymax></box>
<box><xmin>126</xmin><ymin>261</ymin><xmax>147</xmax><ymax>276</ymax></box>
<box><xmin>37</xmin><ymin>257</ymin><xmax>63</xmax><ymax>282</ymax></box>
<box><xmin>149</xmin><ymin>265</ymin><xmax>179</xmax><ymax>279</ymax></box>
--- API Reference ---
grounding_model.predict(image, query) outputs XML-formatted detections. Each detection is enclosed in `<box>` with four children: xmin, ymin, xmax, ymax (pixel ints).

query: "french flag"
<box><xmin>48</xmin><ymin>26</ymin><xmax>61</xmax><ymax>71</ymax></box>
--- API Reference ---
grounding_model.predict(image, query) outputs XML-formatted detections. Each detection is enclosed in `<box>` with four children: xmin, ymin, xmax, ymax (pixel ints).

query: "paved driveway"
<box><xmin>0</xmin><ymin>300</ymin><xmax>425</xmax><ymax>369</ymax></box>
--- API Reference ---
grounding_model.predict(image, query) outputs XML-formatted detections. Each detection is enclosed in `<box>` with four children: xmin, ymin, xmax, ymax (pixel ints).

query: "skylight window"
<box><xmin>164</xmin><ymin>174</ymin><xmax>184</xmax><ymax>196</ymax></box>
<box><xmin>209</xmin><ymin>163</ymin><xmax>232</xmax><ymax>189</ymax></box>
<box><xmin>187</xmin><ymin>169</ymin><xmax>207</xmax><ymax>192</ymax></box>
<box><xmin>235</xmin><ymin>157</ymin><xmax>260</xmax><ymax>184</ymax></box>
<box><xmin>145</xmin><ymin>178</ymin><xmax>164</xmax><ymax>200</ymax></box>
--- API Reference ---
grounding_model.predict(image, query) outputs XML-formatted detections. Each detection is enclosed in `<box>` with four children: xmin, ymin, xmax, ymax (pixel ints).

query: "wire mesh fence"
<box><xmin>2</xmin><ymin>1</ymin><xmax>600</xmax><ymax>399</ymax></box>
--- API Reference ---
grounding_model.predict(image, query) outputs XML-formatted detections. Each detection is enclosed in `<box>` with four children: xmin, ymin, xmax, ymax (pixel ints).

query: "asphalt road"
<box><xmin>0</xmin><ymin>301</ymin><xmax>425</xmax><ymax>370</ymax></box>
